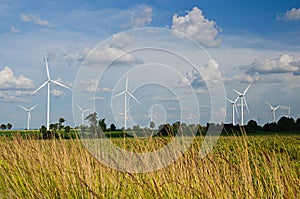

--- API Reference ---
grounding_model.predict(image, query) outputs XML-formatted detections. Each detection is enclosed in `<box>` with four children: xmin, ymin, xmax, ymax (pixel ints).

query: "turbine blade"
<box><xmin>28</xmin><ymin>112</ymin><xmax>31</xmax><ymax>121</ymax></box>
<box><xmin>29</xmin><ymin>104</ymin><xmax>39</xmax><ymax>111</ymax></box>
<box><xmin>113</xmin><ymin>91</ymin><xmax>125</xmax><ymax>98</ymax></box>
<box><xmin>274</xmin><ymin>106</ymin><xmax>280</xmax><ymax>111</ymax></box>
<box><xmin>244</xmin><ymin>97</ymin><xmax>250</xmax><ymax>113</ymax></box>
<box><xmin>18</xmin><ymin>105</ymin><xmax>28</xmax><ymax>111</ymax></box>
<box><xmin>234</xmin><ymin>104</ymin><xmax>239</xmax><ymax>118</ymax></box>
<box><xmin>51</xmin><ymin>80</ymin><xmax>72</xmax><ymax>90</ymax></box>
<box><xmin>45</xmin><ymin>56</ymin><xmax>50</xmax><ymax>80</ymax></box>
<box><xmin>234</xmin><ymin>96</ymin><xmax>239</xmax><ymax>103</ymax></box>
<box><xmin>232</xmin><ymin>89</ymin><xmax>242</xmax><ymax>96</ymax></box>
<box><xmin>83</xmin><ymin>109</ymin><xmax>92</xmax><ymax>112</ymax></box>
<box><xmin>77</xmin><ymin>104</ymin><xmax>83</xmax><ymax>111</ymax></box>
<box><xmin>127</xmin><ymin>91</ymin><xmax>140</xmax><ymax>104</ymax></box>
<box><xmin>265</xmin><ymin>102</ymin><xmax>273</xmax><ymax>109</ymax></box>
<box><xmin>32</xmin><ymin>81</ymin><xmax>48</xmax><ymax>95</ymax></box>
<box><xmin>226</xmin><ymin>98</ymin><xmax>234</xmax><ymax>104</ymax></box>
<box><xmin>125</xmin><ymin>75</ymin><xmax>128</xmax><ymax>91</ymax></box>
<box><xmin>126</xmin><ymin>106</ymin><xmax>131</xmax><ymax>114</ymax></box>
<box><xmin>243</xmin><ymin>83</ymin><xmax>252</xmax><ymax>95</ymax></box>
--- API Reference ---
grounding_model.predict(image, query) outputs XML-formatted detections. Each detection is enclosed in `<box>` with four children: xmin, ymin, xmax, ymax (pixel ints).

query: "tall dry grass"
<box><xmin>0</xmin><ymin>132</ymin><xmax>299</xmax><ymax>198</ymax></box>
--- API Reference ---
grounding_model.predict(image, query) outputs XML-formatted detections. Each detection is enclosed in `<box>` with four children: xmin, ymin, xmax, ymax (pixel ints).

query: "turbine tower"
<box><xmin>18</xmin><ymin>104</ymin><xmax>38</xmax><ymax>130</ymax></box>
<box><xmin>233</xmin><ymin>83</ymin><xmax>251</xmax><ymax>126</ymax></box>
<box><xmin>147</xmin><ymin>106</ymin><xmax>157</xmax><ymax>122</ymax></box>
<box><xmin>77</xmin><ymin>104</ymin><xmax>92</xmax><ymax>126</ymax></box>
<box><xmin>113</xmin><ymin>75</ymin><xmax>140</xmax><ymax>130</ymax></box>
<box><xmin>226</xmin><ymin>97</ymin><xmax>239</xmax><ymax>125</ymax></box>
<box><xmin>265</xmin><ymin>102</ymin><xmax>281</xmax><ymax>123</ymax></box>
<box><xmin>32</xmin><ymin>56</ymin><xmax>72</xmax><ymax>130</ymax></box>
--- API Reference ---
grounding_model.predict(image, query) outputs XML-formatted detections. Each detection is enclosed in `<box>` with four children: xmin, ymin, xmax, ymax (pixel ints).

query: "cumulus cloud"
<box><xmin>10</xmin><ymin>25</ymin><xmax>19</xmax><ymax>33</ymax></box>
<box><xmin>20</xmin><ymin>13</ymin><xmax>52</xmax><ymax>27</ymax></box>
<box><xmin>0</xmin><ymin>67</ymin><xmax>34</xmax><ymax>102</ymax></box>
<box><xmin>0</xmin><ymin>67</ymin><xmax>34</xmax><ymax>89</ymax></box>
<box><xmin>122</xmin><ymin>6</ymin><xmax>152</xmax><ymax>28</ymax></box>
<box><xmin>278</xmin><ymin>8</ymin><xmax>300</xmax><ymax>21</ymax></box>
<box><xmin>51</xmin><ymin>89</ymin><xmax>63</xmax><ymax>97</ymax></box>
<box><xmin>83</xmin><ymin>45</ymin><xmax>143</xmax><ymax>66</ymax></box>
<box><xmin>178</xmin><ymin>60</ymin><xmax>221</xmax><ymax>88</ymax></box>
<box><xmin>240</xmin><ymin>54</ymin><xmax>299</xmax><ymax>75</ymax></box>
<box><xmin>171</xmin><ymin>7</ymin><xmax>221</xmax><ymax>47</ymax></box>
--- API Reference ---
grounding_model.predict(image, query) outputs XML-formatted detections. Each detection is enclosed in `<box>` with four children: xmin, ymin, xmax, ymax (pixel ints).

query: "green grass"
<box><xmin>0</xmin><ymin>131</ymin><xmax>299</xmax><ymax>198</ymax></box>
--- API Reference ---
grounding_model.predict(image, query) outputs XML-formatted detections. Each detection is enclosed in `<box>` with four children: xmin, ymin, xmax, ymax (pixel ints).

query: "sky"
<box><xmin>0</xmin><ymin>0</ymin><xmax>300</xmax><ymax>129</ymax></box>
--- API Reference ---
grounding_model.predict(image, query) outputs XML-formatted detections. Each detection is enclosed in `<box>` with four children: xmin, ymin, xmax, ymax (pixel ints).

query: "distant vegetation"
<box><xmin>1</xmin><ymin>113</ymin><xmax>299</xmax><ymax>139</ymax></box>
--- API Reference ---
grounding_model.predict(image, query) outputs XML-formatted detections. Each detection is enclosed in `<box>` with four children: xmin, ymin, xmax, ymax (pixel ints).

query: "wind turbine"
<box><xmin>113</xmin><ymin>75</ymin><xmax>140</xmax><ymax>130</ymax></box>
<box><xmin>226</xmin><ymin>97</ymin><xmax>239</xmax><ymax>125</ymax></box>
<box><xmin>265</xmin><ymin>102</ymin><xmax>281</xmax><ymax>123</ymax></box>
<box><xmin>32</xmin><ymin>56</ymin><xmax>72</xmax><ymax>130</ymax></box>
<box><xmin>147</xmin><ymin>106</ymin><xmax>157</xmax><ymax>122</ymax></box>
<box><xmin>186</xmin><ymin>111</ymin><xmax>196</xmax><ymax>125</ymax></box>
<box><xmin>233</xmin><ymin>83</ymin><xmax>251</xmax><ymax>126</ymax></box>
<box><xmin>281</xmin><ymin>105</ymin><xmax>291</xmax><ymax>117</ymax></box>
<box><xmin>18</xmin><ymin>104</ymin><xmax>38</xmax><ymax>130</ymax></box>
<box><xmin>77</xmin><ymin>104</ymin><xmax>92</xmax><ymax>126</ymax></box>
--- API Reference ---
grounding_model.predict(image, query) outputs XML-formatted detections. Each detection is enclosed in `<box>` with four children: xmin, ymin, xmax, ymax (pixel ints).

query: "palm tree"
<box><xmin>59</xmin><ymin>117</ymin><xmax>65</xmax><ymax>130</ymax></box>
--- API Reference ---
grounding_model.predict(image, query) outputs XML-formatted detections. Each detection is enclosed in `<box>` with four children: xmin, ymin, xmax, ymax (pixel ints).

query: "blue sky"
<box><xmin>1</xmin><ymin>0</ymin><xmax>300</xmax><ymax>129</ymax></box>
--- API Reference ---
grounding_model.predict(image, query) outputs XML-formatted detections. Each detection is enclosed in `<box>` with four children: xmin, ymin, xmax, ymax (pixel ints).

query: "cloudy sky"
<box><xmin>1</xmin><ymin>0</ymin><xmax>300</xmax><ymax>129</ymax></box>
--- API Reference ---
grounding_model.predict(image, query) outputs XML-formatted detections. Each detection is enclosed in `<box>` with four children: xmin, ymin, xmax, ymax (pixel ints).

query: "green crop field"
<box><xmin>0</xmin><ymin>131</ymin><xmax>299</xmax><ymax>198</ymax></box>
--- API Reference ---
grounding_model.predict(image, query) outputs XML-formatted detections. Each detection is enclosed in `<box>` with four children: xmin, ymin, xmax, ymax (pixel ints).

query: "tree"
<box><xmin>49</xmin><ymin>123</ymin><xmax>58</xmax><ymax>131</ymax></box>
<box><xmin>59</xmin><ymin>117</ymin><xmax>65</xmax><ymax>130</ymax></box>
<box><xmin>296</xmin><ymin>118</ymin><xmax>300</xmax><ymax>131</ymax></box>
<box><xmin>64</xmin><ymin>126</ymin><xmax>71</xmax><ymax>133</ymax></box>
<box><xmin>7</xmin><ymin>123</ymin><xmax>12</xmax><ymax>130</ymax></box>
<box><xmin>246</xmin><ymin>120</ymin><xmax>261</xmax><ymax>134</ymax></box>
<box><xmin>110</xmin><ymin>123</ymin><xmax>116</xmax><ymax>131</ymax></box>
<box><xmin>1</xmin><ymin>124</ymin><xmax>7</xmax><ymax>130</ymax></box>
<box><xmin>277</xmin><ymin>116</ymin><xmax>296</xmax><ymax>132</ymax></box>
<box><xmin>85</xmin><ymin>112</ymin><xmax>98</xmax><ymax>132</ymax></box>
<box><xmin>98</xmin><ymin>118</ymin><xmax>107</xmax><ymax>132</ymax></box>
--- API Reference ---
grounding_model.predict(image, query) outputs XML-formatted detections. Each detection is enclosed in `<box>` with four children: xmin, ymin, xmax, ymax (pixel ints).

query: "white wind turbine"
<box><xmin>186</xmin><ymin>111</ymin><xmax>196</xmax><ymax>125</ymax></box>
<box><xmin>147</xmin><ymin>106</ymin><xmax>157</xmax><ymax>122</ymax></box>
<box><xmin>77</xmin><ymin>104</ymin><xmax>92</xmax><ymax>126</ymax></box>
<box><xmin>18</xmin><ymin>104</ymin><xmax>38</xmax><ymax>130</ymax></box>
<box><xmin>226</xmin><ymin>97</ymin><xmax>239</xmax><ymax>125</ymax></box>
<box><xmin>32</xmin><ymin>56</ymin><xmax>72</xmax><ymax>130</ymax></box>
<box><xmin>281</xmin><ymin>105</ymin><xmax>291</xmax><ymax>117</ymax></box>
<box><xmin>265</xmin><ymin>102</ymin><xmax>281</xmax><ymax>123</ymax></box>
<box><xmin>233</xmin><ymin>83</ymin><xmax>252</xmax><ymax>126</ymax></box>
<box><xmin>113</xmin><ymin>75</ymin><xmax>140</xmax><ymax>130</ymax></box>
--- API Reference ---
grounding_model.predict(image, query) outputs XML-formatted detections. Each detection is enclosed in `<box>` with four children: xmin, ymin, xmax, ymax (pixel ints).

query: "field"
<box><xmin>0</xmin><ymin>131</ymin><xmax>299</xmax><ymax>198</ymax></box>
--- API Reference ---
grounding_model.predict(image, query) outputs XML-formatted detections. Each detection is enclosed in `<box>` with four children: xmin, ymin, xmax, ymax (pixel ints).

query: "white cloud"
<box><xmin>278</xmin><ymin>8</ymin><xmax>300</xmax><ymax>21</ymax></box>
<box><xmin>171</xmin><ymin>7</ymin><xmax>221</xmax><ymax>47</ymax></box>
<box><xmin>83</xmin><ymin>45</ymin><xmax>143</xmax><ymax>66</ymax></box>
<box><xmin>240</xmin><ymin>54</ymin><xmax>299</xmax><ymax>75</ymax></box>
<box><xmin>20</xmin><ymin>13</ymin><xmax>52</xmax><ymax>27</ymax></box>
<box><xmin>91</xmin><ymin>96</ymin><xmax>105</xmax><ymax>100</ymax></box>
<box><xmin>122</xmin><ymin>6</ymin><xmax>152</xmax><ymax>28</ymax></box>
<box><xmin>51</xmin><ymin>89</ymin><xmax>63</xmax><ymax>97</ymax></box>
<box><xmin>0</xmin><ymin>90</ymin><xmax>32</xmax><ymax>102</ymax></box>
<box><xmin>10</xmin><ymin>25</ymin><xmax>19</xmax><ymax>33</ymax></box>
<box><xmin>80</xmin><ymin>78</ymin><xmax>99</xmax><ymax>93</ymax></box>
<box><xmin>101</xmin><ymin>86</ymin><xmax>113</xmax><ymax>92</ymax></box>
<box><xmin>0</xmin><ymin>67</ymin><xmax>34</xmax><ymax>89</ymax></box>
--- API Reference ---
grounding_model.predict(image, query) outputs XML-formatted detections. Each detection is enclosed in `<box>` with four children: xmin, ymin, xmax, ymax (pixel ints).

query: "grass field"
<box><xmin>0</xmin><ymin>131</ymin><xmax>299</xmax><ymax>198</ymax></box>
